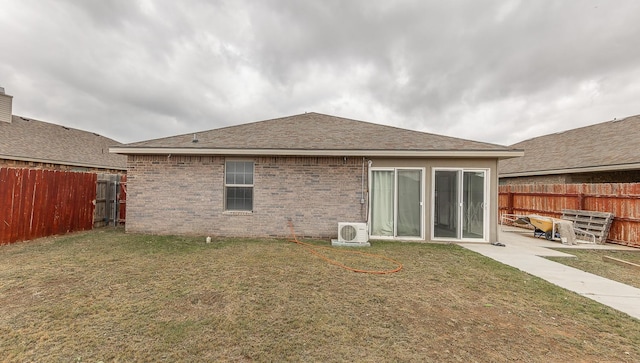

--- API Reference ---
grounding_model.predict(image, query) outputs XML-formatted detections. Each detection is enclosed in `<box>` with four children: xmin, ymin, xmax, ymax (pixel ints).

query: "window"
<box><xmin>225</xmin><ymin>161</ymin><xmax>254</xmax><ymax>211</ymax></box>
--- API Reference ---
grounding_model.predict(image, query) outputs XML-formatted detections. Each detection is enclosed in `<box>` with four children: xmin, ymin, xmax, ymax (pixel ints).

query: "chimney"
<box><xmin>0</xmin><ymin>87</ymin><xmax>12</xmax><ymax>123</ymax></box>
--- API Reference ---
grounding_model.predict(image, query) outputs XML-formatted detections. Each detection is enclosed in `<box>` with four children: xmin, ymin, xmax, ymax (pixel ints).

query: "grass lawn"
<box><xmin>1</xmin><ymin>229</ymin><xmax>639</xmax><ymax>362</ymax></box>
<box><xmin>547</xmin><ymin>249</ymin><xmax>640</xmax><ymax>290</ymax></box>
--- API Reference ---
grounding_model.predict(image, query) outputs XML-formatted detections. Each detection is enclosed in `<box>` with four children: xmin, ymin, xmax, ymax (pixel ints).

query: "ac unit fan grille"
<box><xmin>340</xmin><ymin>225</ymin><xmax>358</xmax><ymax>242</ymax></box>
<box><xmin>334</xmin><ymin>222</ymin><xmax>369</xmax><ymax>246</ymax></box>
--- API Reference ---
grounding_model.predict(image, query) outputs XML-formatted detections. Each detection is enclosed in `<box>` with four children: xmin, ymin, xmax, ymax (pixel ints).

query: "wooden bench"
<box><xmin>561</xmin><ymin>209</ymin><xmax>614</xmax><ymax>244</ymax></box>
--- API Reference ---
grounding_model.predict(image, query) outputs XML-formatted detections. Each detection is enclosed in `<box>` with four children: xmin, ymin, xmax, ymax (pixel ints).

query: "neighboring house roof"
<box><xmin>499</xmin><ymin>114</ymin><xmax>640</xmax><ymax>178</ymax></box>
<box><xmin>0</xmin><ymin>115</ymin><xmax>127</xmax><ymax>170</ymax></box>
<box><xmin>111</xmin><ymin>112</ymin><xmax>522</xmax><ymax>158</ymax></box>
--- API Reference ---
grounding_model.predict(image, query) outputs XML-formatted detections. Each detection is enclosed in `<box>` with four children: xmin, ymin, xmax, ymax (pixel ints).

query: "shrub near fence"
<box><xmin>0</xmin><ymin>167</ymin><xmax>97</xmax><ymax>244</ymax></box>
<box><xmin>499</xmin><ymin>183</ymin><xmax>640</xmax><ymax>247</ymax></box>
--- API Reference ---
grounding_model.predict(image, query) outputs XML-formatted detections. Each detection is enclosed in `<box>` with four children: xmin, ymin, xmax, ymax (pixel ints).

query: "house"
<box><xmin>110</xmin><ymin>112</ymin><xmax>522</xmax><ymax>242</ymax></box>
<box><xmin>499</xmin><ymin>114</ymin><xmax>640</xmax><ymax>184</ymax></box>
<box><xmin>0</xmin><ymin>88</ymin><xmax>126</xmax><ymax>173</ymax></box>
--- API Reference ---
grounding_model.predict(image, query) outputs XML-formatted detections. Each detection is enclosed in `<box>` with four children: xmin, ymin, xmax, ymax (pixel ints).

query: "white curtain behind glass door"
<box><xmin>370</xmin><ymin>171</ymin><xmax>394</xmax><ymax>236</ymax></box>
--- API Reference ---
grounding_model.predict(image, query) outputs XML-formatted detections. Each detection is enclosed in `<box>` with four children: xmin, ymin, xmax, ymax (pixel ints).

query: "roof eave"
<box><xmin>499</xmin><ymin>162</ymin><xmax>640</xmax><ymax>178</ymax></box>
<box><xmin>110</xmin><ymin>147</ymin><xmax>523</xmax><ymax>159</ymax></box>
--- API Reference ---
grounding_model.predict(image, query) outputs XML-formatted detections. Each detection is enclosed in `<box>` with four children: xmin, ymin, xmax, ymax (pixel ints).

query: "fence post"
<box><xmin>576</xmin><ymin>191</ymin><xmax>586</xmax><ymax>211</ymax></box>
<box><xmin>113</xmin><ymin>180</ymin><xmax>118</xmax><ymax>226</ymax></box>
<box><xmin>507</xmin><ymin>188</ymin><xmax>514</xmax><ymax>215</ymax></box>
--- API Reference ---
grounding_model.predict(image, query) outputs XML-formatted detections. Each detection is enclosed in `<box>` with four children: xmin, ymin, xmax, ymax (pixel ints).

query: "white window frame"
<box><xmin>224</xmin><ymin>160</ymin><xmax>255</xmax><ymax>212</ymax></box>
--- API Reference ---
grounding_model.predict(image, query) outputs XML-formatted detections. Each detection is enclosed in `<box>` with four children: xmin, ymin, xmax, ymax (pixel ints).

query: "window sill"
<box><xmin>223</xmin><ymin>211</ymin><xmax>253</xmax><ymax>216</ymax></box>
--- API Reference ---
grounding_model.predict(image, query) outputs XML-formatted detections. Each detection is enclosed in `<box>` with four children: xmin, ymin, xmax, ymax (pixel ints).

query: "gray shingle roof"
<box><xmin>0</xmin><ymin>115</ymin><xmax>127</xmax><ymax>170</ymax></box>
<box><xmin>499</xmin><ymin>114</ymin><xmax>640</xmax><ymax>176</ymax></box>
<box><xmin>118</xmin><ymin>112</ymin><xmax>516</xmax><ymax>155</ymax></box>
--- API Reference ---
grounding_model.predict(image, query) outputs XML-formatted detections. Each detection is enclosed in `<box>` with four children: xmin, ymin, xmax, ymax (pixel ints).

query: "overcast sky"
<box><xmin>1</xmin><ymin>0</ymin><xmax>640</xmax><ymax>145</ymax></box>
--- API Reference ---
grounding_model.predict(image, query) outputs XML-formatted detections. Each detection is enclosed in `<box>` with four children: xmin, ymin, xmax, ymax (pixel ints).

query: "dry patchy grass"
<box><xmin>1</xmin><ymin>229</ymin><xmax>639</xmax><ymax>362</ymax></box>
<box><xmin>548</xmin><ymin>249</ymin><xmax>640</xmax><ymax>289</ymax></box>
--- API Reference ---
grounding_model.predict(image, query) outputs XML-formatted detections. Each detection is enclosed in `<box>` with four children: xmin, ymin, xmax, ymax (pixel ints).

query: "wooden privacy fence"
<box><xmin>0</xmin><ymin>167</ymin><xmax>97</xmax><ymax>244</ymax></box>
<box><xmin>499</xmin><ymin>183</ymin><xmax>640</xmax><ymax>247</ymax></box>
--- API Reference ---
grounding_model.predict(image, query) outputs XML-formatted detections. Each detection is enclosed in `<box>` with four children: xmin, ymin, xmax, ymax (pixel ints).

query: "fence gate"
<box><xmin>95</xmin><ymin>174</ymin><xmax>126</xmax><ymax>227</ymax></box>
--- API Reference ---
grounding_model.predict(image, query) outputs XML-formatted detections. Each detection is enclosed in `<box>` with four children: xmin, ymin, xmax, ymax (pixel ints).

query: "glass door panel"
<box><xmin>463</xmin><ymin>171</ymin><xmax>486</xmax><ymax>239</ymax></box>
<box><xmin>433</xmin><ymin>170</ymin><xmax>459</xmax><ymax>238</ymax></box>
<box><xmin>397</xmin><ymin>170</ymin><xmax>421</xmax><ymax>237</ymax></box>
<box><xmin>370</xmin><ymin>170</ymin><xmax>394</xmax><ymax>237</ymax></box>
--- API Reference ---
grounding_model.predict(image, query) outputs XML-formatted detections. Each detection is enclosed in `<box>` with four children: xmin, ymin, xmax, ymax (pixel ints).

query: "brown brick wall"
<box><xmin>125</xmin><ymin>155</ymin><xmax>367</xmax><ymax>238</ymax></box>
<box><xmin>500</xmin><ymin>170</ymin><xmax>640</xmax><ymax>185</ymax></box>
<box><xmin>500</xmin><ymin>174</ymin><xmax>568</xmax><ymax>185</ymax></box>
<box><xmin>0</xmin><ymin>158</ymin><xmax>124</xmax><ymax>174</ymax></box>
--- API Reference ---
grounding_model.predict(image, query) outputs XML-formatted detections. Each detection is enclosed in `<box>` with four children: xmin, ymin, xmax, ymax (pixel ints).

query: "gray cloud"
<box><xmin>1</xmin><ymin>0</ymin><xmax>639</xmax><ymax>145</ymax></box>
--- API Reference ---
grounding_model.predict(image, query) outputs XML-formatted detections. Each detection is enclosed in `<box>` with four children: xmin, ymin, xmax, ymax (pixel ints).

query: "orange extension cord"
<box><xmin>287</xmin><ymin>221</ymin><xmax>403</xmax><ymax>274</ymax></box>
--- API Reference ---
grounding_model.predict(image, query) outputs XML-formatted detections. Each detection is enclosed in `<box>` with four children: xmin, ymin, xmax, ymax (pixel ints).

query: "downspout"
<box><xmin>361</xmin><ymin>157</ymin><xmax>366</xmax><ymax>204</ymax></box>
<box><xmin>364</xmin><ymin>159</ymin><xmax>373</xmax><ymax>224</ymax></box>
<box><xmin>361</xmin><ymin>157</ymin><xmax>366</xmax><ymax>221</ymax></box>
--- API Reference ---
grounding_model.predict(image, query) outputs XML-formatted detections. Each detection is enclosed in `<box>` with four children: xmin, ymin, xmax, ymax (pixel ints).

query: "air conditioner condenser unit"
<box><xmin>332</xmin><ymin>222</ymin><xmax>370</xmax><ymax>247</ymax></box>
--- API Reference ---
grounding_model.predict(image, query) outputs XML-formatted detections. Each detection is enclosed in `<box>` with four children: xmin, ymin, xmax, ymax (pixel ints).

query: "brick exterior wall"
<box><xmin>500</xmin><ymin>174</ymin><xmax>568</xmax><ymax>185</ymax></box>
<box><xmin>0</xmin><ymin>158</ymin><xmax>125</xmax><ymax>174</ymax></box>
<box><xmin>500</xmin><ymin>170</ymin><xmax>640</xmax><ymax>185</ymax></box>
<box><xmin>126</xmin><ymin>155</ymin><xmax>367</xmax><ymax>238</ymax></box>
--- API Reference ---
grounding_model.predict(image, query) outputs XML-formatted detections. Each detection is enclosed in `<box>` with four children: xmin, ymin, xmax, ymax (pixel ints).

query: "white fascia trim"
<box><xmin>499</xmin><ymin>163</ymin><xmax>640</xmax><ymax>178</ymax></box>
<box><xmin>110</xmin><ymin>147</ymin><xmax>523</xmax><ymax>159</ymax></box>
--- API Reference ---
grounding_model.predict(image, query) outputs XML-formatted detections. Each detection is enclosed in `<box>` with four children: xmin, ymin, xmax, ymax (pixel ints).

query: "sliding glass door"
<box><xmin>370</xmin><ymin>168</ymin><xmax>423</xmax><ymax>239</ymax></box>
<box><xmin>433</xmin><ymin>169</ymin><xmax>487</xmax><ymax>241</ymax></box>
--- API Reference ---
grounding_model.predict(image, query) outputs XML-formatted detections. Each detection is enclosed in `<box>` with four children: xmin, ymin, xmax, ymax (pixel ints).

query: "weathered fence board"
<box><xmin>94</xmin><ymin>174</ymin><xmax>126</xmax><ymax>227</ymax></box>
<box><xmin>0</xmin><ymin>167</ymin><xmax>97</xmax><ymax>244</ymax></box>
<box><xmin>499</xmin><ymin>183</ymin><xmax>640</xmax><ymax>247</ymax></box>
<box><xmin>119</xmin><ymin>175</ymin><xmax>127</xmax><ymax>224</ymax></box>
